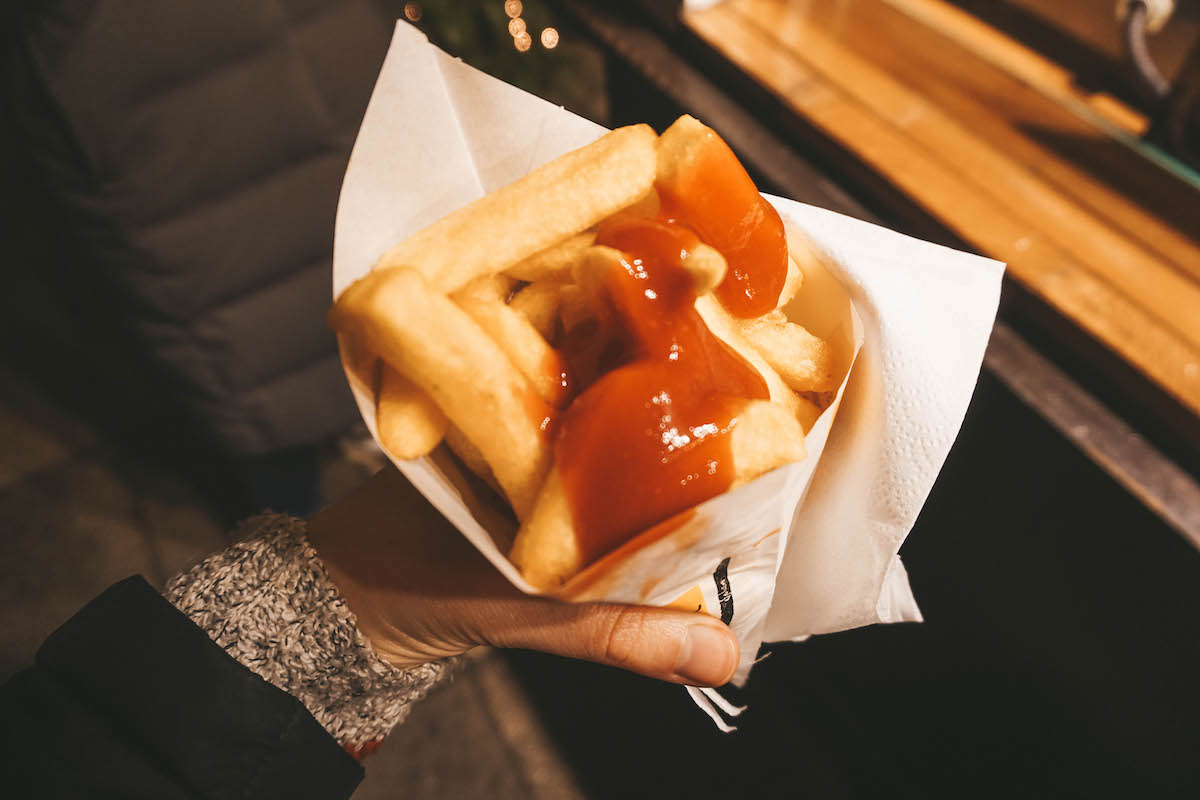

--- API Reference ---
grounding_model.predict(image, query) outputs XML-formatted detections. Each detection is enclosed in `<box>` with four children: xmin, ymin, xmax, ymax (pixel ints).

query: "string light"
<box><xmin>504</xmin><ymin>2</ymin><xmax>557</xmax><ymax>53</ymax></box>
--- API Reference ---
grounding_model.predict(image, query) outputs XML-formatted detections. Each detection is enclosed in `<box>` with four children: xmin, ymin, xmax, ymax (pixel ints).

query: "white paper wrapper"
<box><xmin>333</xmin><ymin>22</ymin><xmax>1004</xmax><ymax>726</ymax></box>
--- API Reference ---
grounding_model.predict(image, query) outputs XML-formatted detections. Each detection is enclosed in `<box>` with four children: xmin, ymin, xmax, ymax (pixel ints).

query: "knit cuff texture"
<box><xmin>163</xmin><ymin>513</ymin><xmax>455</xmax><ymax>756</ymax></box>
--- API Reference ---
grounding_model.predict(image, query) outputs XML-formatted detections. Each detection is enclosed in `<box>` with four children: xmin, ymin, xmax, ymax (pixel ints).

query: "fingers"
<box><xmin>310</xmin><ymin>467</ymin><xmax>740</xmax><ymax>686</ymax></box>
<box><xmin>471</xmin><ymin>599</ymin><xmax>739</xmax><ymax>687</ymax></box>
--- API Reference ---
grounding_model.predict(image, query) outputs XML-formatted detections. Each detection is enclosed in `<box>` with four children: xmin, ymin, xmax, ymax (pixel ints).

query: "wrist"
<box><xmin>316</xmin><ymin>541</ymin><xmax>471</xmax><ymax>668</ymax></box>
<box><xmin>165</xmin><ymin>513</ymin><xmax>459</xmax><ymax>753</ymax></box>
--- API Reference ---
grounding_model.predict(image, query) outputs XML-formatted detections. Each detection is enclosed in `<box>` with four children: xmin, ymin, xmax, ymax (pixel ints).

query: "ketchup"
<box><xmin>655</xmin><ymin>126</ymin><xmax>788</xmax><ymax>318</ymax></box>
<box><xmin>553</xmin><ymin>217</ymin><xmax>768</xmax><ymax>565</ymax></box>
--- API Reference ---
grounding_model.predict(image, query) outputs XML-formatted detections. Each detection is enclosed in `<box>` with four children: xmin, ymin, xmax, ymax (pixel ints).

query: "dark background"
<box><xmin>2</xmin><ymin>2</ymin><xmax>1198</xmax><ymax>798</ymax></box>
<box><xmin>506</xmin><ymin>368</ymin><xmax>1200</xmax><ymax>798</ymax></box>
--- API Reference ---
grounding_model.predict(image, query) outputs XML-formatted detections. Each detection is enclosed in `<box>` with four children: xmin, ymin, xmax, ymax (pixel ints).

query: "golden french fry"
<box><xmin>509</xmin><ymin>281</ymin><xmax>565</xmax><ymax>339</ymax></box>
<box><xmin>512</xmin><ymin>399</ymin><xmax>807</xmax><ymax>591</ymax></box>
<box><xmin>694</xmin><ymin>294</ymin><xmax>812</xmax><ymax>428</ymax></box>
<box><xmin>793</xmin><ymin>392</ymin><xmax>823</xmax><ymax>432</ymax></box>
<box><xmin>558</xmin><ymin>285</ymin><xmax>593</xmax><ymax>333</ymax></box>
<box><xmin>338</xmin><ymin>334</ymin><xmax>379</xmax><ymax>402</ymax></box>
<box><xmin>660</xmin><ymin>114</ymin><xmax>803</xmax><ymax>315</ymax></box>
<box><xmin>728</xmin><ymin>399</ymin><xmax>807</xmax><ymax>485</ymax></box>
<box><xmin>617</xmin><ymin>188</ymin><xmax>661</xmax><ymax>219</ymax></box>
<box><xmin>340</xmin><ymin>333</ymin><xmax>446</xmax><ymax>461</ymax></box>
<box><xmin>738</xmin><ymin>310</ymin><xmax>838</xmax><ymax>393</ymax></box>
<box><xmin>781</xmin><ymin>228</ymin><xmax>840</xmax><ymax>311</ymax></box>
<box><xmin>329</xmin><ymin>267</ymin><xmax>552</xmax><ymax>519</ymax></box>
<box><xmin>453</xmin><ymin>276</ymin><xmax>571</xmax><ymax>408</ymax></box>
<box><xmin>377</xmin><ymin>125</ymin><xmax>657</xmax><ymax>292</ymax></box>
<box><xmin>453</xmin><ymin>273</ymin><xmax>516</xmax><ymax>303</ymax></box>
<box><xmin>377</xmin><ymin>365</ymin><xmax>448</xmax><ymax>459</ymax></box>
<box><xmin>444</xmin><ymin>423</ymin><xmax>500</xmax><ymax>495</ymax></box>
<box><xmin>569</xmin><ymin>246</ymin><xmax>623</xmax><ymax>320</ymax></box>
<box><xmin>655</xmin><ymin>114</ymin><xmax>711</xmax><ymax>186</ymax></box>
<box><xmin>777</xmin><ymin>256</ymin><xmax>803</xmax><ymax>309</ymax></box>
<box><xmin>509</xmin><ymin>469</ymin><xmax>576</xmax><ymax>591</ymax></box>
<box><xmin>683</xmin><ymin>243</ymin><xmax>727</xmax><ymax>294</ymax></box>
<box><xmin>504</xmin><ymin>233</ymin><xmax>595</xmax><ymax>283</ymax></box>
<box><xmin>570</xmin><ymin>243</ymin><xmax>726</xmax><ymax>308</ymax></box>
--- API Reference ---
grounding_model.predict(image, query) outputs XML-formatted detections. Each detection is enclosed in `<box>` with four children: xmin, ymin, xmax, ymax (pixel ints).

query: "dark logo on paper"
<box><xmin>713</xmin><ymin>557</ymin><xmax>734</xmax><ymax>624</ymax></box>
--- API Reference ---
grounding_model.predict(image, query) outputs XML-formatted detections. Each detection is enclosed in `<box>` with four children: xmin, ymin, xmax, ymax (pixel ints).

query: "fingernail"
<box><xmin>676</xmin><ymin>623</ymin><xmax>737</xmax><ymax>686</ymax></box>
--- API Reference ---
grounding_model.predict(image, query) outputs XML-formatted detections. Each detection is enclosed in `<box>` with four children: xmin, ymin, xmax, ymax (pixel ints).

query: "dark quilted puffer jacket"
<box><xmin>3</xmin><ymin>0</ymin><xmax>397</xmax><ymax>455</ymax></box>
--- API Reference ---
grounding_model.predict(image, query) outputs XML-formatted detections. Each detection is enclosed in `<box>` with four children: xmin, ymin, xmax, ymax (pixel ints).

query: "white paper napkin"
<box><xmin>763</xmin><ymin>200</ymin><xmax>1003</xmax><ymax>640</ymax></box>
<box><xmin>333</xmin><ymin>22</ymin><xmax>1004</xmax><ymax>720</ymax></box>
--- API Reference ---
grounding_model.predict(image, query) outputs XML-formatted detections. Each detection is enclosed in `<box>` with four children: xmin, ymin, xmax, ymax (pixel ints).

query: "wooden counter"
<box><xmin>684</xmin><ymin>0</ymin><xmax>1200</xmax><ymax>418</ymax></box>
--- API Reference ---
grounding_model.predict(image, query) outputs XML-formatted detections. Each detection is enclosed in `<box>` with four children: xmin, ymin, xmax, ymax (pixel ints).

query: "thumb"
<box><xmin>473</xmin><ymin>598</ymin><xmax>740</xmax><ymax>686</ymax></box>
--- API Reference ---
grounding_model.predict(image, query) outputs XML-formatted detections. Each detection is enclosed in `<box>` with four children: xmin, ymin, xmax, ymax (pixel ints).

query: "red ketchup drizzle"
<box><xmin>553</xmin><ymin>217</ymin><xmax>768</xmax><ymax>564</ymax></box>
<box><xmin>655</xmin><ymin>129</ymin><xmax>789</xmax><ymax>317</ymax></box>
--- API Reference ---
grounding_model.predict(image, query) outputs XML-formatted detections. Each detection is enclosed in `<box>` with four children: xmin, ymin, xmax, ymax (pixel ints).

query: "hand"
<box><xmin>308</xmin><ymin>466</ymin><xmax>739</xmax><ymax>687</ymax></box>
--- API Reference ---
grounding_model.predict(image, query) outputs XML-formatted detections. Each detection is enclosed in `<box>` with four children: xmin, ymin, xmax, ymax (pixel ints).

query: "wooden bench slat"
<box><xmin>729</xmin><ymin>0</ymin><xmax>1200</xmax><ymax>348</ymax></box>
<box><xmin>880</xmin><ymin>0</ymin><xmax>1149</xmax><ymax>136</ymax></box>
<box><xmin>686</xmin><ymin>0</ymin><xmax>1200</xmax><ymax>414</ymax></box>
<box><xmin>831</xmin><ymin>0</ymin><xmax>1200</xmax><ymax>282</ymax></box>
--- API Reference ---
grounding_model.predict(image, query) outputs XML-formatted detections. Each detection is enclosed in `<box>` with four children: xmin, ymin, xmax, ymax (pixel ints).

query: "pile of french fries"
<box><xmin>330</xmin><ymin>116</ymin><xmax>840</xmax><ymax>591</ymax></box>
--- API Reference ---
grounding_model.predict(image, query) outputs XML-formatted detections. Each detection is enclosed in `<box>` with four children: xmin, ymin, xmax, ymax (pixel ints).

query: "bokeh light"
<box><xmin>514</xmin><ymin>31</ymin><xmax>532</xmax><ymax>52</ymax></box>
<box><xmin>540</xmin><ymin>27</ymin><xmax>559</xmax><ymax>49</ymax></box>
<box><xmin>508</xmin><ymin>17</ymin><xmax>526</xmax><ymax>37</ymax></box>
<box><xmin>403</xmin><ymin>2</ymin><xmax>422</xmax><ymax>22</ymax></box>
<box><xmin>504</xmin><ymin>0</ymin><xmax>523</xmax><ymax>19</ymax></box>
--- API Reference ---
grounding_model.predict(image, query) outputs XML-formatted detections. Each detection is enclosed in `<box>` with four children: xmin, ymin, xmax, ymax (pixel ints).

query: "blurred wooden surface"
<box><xmin>685</xmin><ymin>0</ymin><xmax>1200</xmax><ymax>419</ymax></box>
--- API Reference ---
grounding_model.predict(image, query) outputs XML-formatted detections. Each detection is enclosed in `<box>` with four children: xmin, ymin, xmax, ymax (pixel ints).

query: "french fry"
<box><xmin>683</xmin><ymin>244</ymin><xmax>728</xmax><ymax>294</ymax></box>
<box><xmin>512</xmin><ymin>399</ymin><xmax>807</xmax><ymax>591</ymax></box>
<box><xmin>571</xmin><ymin>244</ymin><xmax>727</xmax><ymax>310</ymax></box>
<box><xmin>377</xmin><ymin>365</ymin><xmax>448</xmax><ymax>459</ymax></box>
<box><xmin>509</xmin><ymin>281</ymin><xmax>565</xmax><ymax>339</ymax></box>
<box><xmin>339</xmin><ymin>334</ymin><xmax>447</xmax><ymax>461</ymax></box>
<box><xmin>781</xmin><ymin>229</ymin><xmax>840</xmax><ymax>311</ymax></box>
<box><xmin>558</xmin><ymin>285</ymin><xmax>593</xmax><ymax>333</ymax></box>
<box><xmin>377</xmin><ymin>125</ymin><xmax>657</xmax><ymax>292</ymax></box>
<box><xmin>728</xmin><ymin>399</ymin><xmax>807</xmax><ymax>485</ymax></box>
<box><xmin>777</xmin><ymin>256</ymin><xmax>803</xmax><ymax>309</ymax></box>
<box><xmin>659</xmin><ymin>116</ymin><xmax>808</xmax><ymax>310</ymax></box>
<box><xmin>452</xmin><ymin>273</ymin><xmax>516</xmax><ymax>302</ymax></box>
<box><xmin>338</xmin><ymin>334</ymin><xmax>379</xmax><ymax>402</ymax></box>
<box><xmin>694</xmin><ymin>294</ymin><xmax>813</xmax><ymax>429</ymax></box>
<box><xmin>569</xmin><ymin>246</ymin><xmax>623</xmax><ymax>321</ymax></box>
<box><xmin>618</xmin><ymin>188</ymin><xmax>661</xmax><ymax>219</ymax></box>
<box><xmin>501</xmin><ymin>188</ymin><xmax>658</xmax><ymax>285</ymax></box>
<box><xmin>444</xmin><ymin>423</ymin><xmax>500</xmax><ymax>495</ymax></box>
<box><xmin>505</xmin><ymin>233</ymin><xmax>595</xmax><ymax>283</ymax></box>
<box><xmin>738</xmin><ymin>310</ymin><xmax>839</xmax><ymax>393</ymax></box>
<box><xmin>453</xmin><ymin>275</ymin><xmax>571</xmax><ymax>408</ymax></box>
<box><xmin>793</xmin><ymin>392</ymin><xmax>823</xmax><ymax>432</ymax></box>
<box><xmin>655</xmin><ymin>114</ymin><xmax>713</xmax><ymax>188</ymax></box>
<box><xmin>329</xmin><ymin>267</ymin><xmax>552</xmax><ymax>519</ymax></box>
<box><xmin>509</xmin><ymin>469</ymin><xmax>575</xmax><ymax>591</ymax></box>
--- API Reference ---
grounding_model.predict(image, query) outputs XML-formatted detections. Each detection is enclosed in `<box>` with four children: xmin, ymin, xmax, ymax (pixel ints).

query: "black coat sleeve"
<box><xmin>0</xmin><ymin>577</ymin><xmax>364</xmax><ymax>799</ymax></box>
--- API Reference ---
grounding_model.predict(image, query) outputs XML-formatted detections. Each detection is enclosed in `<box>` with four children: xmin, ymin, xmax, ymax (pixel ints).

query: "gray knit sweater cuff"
<box><xmin>163</xmin><ymin>513</ymin><xmax>456</xmax><ymax>756</ymax></box>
